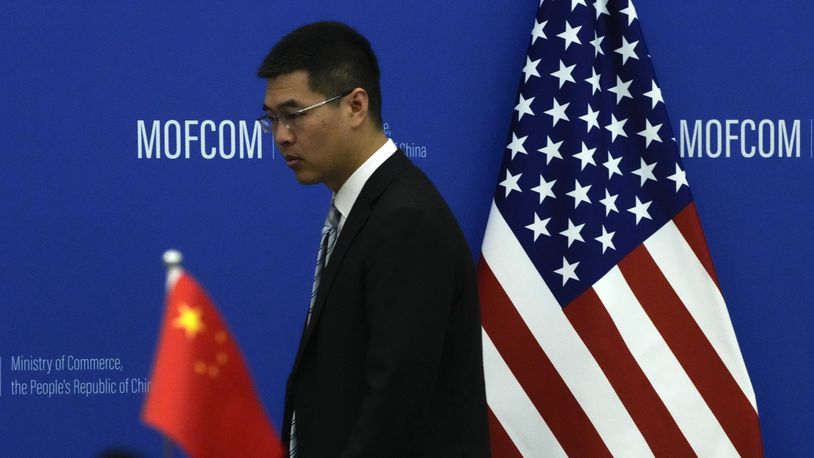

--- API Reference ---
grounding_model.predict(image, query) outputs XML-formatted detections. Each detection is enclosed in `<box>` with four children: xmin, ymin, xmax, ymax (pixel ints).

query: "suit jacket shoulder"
<box><xmin>285</xmin><ymin>150</ymin><xmax>491</xmax><ymax>457</ymax></box>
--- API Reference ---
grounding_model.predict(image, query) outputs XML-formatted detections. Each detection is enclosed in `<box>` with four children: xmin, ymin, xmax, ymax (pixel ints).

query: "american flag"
<box><xmin>478</xmin><ymin>1</ymin><xmax>764</xmax><ymax>456</ymax></box>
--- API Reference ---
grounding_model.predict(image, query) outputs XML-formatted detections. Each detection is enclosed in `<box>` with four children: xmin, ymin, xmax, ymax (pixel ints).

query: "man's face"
<box><xmin>263</xmin><ymin>71</ymin><xmax>352</xmax><ymax>191</ymax></box>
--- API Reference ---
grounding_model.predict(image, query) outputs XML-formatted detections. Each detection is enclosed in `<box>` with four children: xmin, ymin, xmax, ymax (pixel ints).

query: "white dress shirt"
<box><xmin>332</xmin><ymin>138</ymin><xmax>398</xmax><ymax>235</ymax></box>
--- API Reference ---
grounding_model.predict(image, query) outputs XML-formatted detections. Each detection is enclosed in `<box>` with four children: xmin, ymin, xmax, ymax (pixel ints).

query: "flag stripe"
<box><xmin>672</xmin><ymin>203</ymin><xmax>720</xmax><ymax>287</ymax></box>
<box><xmin>595</xmin><ymin>265</ymin><xmax>738</xmax><ymax>457</ymax></box>
<box><xmin>644</xmin><ymin>221</ymin><xmax>758</xmax><ymax>410</ymax></box>
<box><xmin>565</xmin><ymin>288</ymin><xmax>696</xmax><ymax>457</ymax></box>
<box><xmin>487</xmin><ymin>407</ymin><xmax>524</xmax><ymax>458</ymax></box>
<box><xmin>480</xmin><ymin>262</ymin><xmax>608</xmax><ymax>457</ymax></box>
<box><xmin>481</xmin><ymin>329</ymin><xmax>567</xmax><ymax>457</ymax></box>
<box><xmin>481</xmin><ymin>1</ymin><xmax>762</xmax><ymax>454</ymax></box>
<box><xmin>481</xmin><ymin>202</ymin><xmax>652</xmax><ymax>457</ymax></box>
<box><xmin>621</xmin><ymin>244</ymin><xmax>762</xmax><ymax>457</ymax></box>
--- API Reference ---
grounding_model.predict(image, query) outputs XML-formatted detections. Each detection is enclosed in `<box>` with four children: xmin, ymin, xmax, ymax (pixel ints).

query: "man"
<box><xmin>257</xmin><ymin>22</ymin><xmax>490</xmax><ymax>457</ymax></box>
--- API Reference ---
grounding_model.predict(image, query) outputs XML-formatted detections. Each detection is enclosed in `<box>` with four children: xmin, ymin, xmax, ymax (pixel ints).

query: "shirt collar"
<box><xmin>333</xmin><ymin>138</ymin><xmax>397</xmax><ymax>231</ymax></box>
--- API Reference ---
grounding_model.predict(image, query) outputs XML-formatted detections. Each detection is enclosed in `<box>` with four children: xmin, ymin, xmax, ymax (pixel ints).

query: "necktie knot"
<box><xmin>323</xmin><ymin>203</ymin><xmax>340</xmax><ymax>235</ymax></box>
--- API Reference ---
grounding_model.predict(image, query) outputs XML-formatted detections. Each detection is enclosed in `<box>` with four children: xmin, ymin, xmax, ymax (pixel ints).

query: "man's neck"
<box><xmin>328</xmin><ymin>130</ymin><xmax>389</xmax><ymax>192</ymax></box>
<box><xmin>354</xmin><ymin>131</ymin><xmax>389</xmax><ymax>168</ymax></box>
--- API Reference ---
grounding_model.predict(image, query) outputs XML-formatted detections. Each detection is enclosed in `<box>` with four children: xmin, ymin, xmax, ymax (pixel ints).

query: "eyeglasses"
<box><xmin>257</xmin><ymin>89</ymin><xmax>353</xmax><ymax>134</ymax></box>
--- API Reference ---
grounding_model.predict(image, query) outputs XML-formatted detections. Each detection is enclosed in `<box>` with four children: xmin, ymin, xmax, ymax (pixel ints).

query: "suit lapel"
<box><xmin>291</xmin><ymin>151</ymin><xmax>411</xmax><ymax>369</ymax></box>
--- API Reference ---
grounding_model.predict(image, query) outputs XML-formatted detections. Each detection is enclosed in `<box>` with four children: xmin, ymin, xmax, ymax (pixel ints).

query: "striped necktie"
<box><xmin>307</xmin><ymin>202</ymin><xmax>340</xmax><ymax>325</ymax></box>
<box><xmin>290</xmin><ymin>202</ymin><xmax>341</xmax><ymax>457</ymax></box>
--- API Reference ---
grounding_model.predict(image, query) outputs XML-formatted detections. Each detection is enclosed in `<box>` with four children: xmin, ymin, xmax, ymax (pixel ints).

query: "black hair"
<box><xmin>257</xmin><ymin>21</ymin><xmax>382</xmax><ymax>127</ymax></box>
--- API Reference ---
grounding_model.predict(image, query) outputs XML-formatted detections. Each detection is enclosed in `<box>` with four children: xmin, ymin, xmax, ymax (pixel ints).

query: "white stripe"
<box><xmin>481</xmin><ymin>202</ymin><xmax>652</xmax><ymax>457</ymax></box>
<box><xmin>644</xmin><ymin>221</ymin><xmax>758</xmax><ymax>410</ymax></box>
<box><xmin>482</xmin><ymin>330</ymin><xmax>566</xmax><ymax>457</ymax></box>
<box><xmin>594</xmin><ymin>267</ymin><xmax>739</xmax><ymax>457</ymax></box>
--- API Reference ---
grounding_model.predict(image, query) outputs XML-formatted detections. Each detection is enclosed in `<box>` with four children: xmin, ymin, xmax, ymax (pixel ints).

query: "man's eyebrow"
<box><xmin>262</xmin><ymin>99</ymin><xmax>302</xmax><ymax>113</ymax></box>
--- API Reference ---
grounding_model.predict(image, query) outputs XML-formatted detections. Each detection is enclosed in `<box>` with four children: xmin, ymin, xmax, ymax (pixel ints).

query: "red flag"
<box><xmin>142</xmin><ymin>270</ymin><xmax>282</xmax><ymax>458</ymax></box>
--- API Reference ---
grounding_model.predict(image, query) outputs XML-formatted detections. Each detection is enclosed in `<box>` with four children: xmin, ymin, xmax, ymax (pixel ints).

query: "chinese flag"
<box><xmin>142</xmin><ymin>270</ymin><xmax>282</xmax><ymax>458</ymax></box>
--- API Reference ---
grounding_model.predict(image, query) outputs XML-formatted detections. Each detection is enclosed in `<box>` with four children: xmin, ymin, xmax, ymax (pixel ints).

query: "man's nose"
<box><xmin>273</xmin><ymin>123</ymin><xmax>295</xmax><ymax>146</ymax></box>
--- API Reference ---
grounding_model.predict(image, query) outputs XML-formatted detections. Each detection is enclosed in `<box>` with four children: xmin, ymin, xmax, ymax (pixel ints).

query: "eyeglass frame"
<box><xmin>257</xmin><ymin>89</ymin><xmax>354</xmax><ymax>134</ymax></box>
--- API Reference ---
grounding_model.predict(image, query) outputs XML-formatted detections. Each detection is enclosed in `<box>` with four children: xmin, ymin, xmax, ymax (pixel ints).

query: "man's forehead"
<box><xmin>264</xmin><ymin>71</ymin><xmax>314</xmax><ymax>103</ymax></box>
<box><xmin>266</xmin><ymin>70</ymin><xmax>310</xmax><ymax>89</ymax></box>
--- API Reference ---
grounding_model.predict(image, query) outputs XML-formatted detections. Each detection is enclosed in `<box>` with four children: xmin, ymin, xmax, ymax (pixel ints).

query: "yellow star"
<box><xmin>173</xmin><ymin>302</ymin><xmax>205</xmax><ymax>340</ymax></box>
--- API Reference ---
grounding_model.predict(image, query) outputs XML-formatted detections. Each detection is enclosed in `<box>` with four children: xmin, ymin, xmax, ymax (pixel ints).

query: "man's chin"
<box><xmin>292</xmin><ymin>171</ymin><xmax>321</xmax><ymax>186</ymax></box>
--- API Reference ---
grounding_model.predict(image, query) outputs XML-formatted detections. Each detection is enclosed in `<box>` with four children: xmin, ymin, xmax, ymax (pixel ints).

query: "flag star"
<box><xmin>620</xmin><ymin>1</ymin><xmax>638</xmax><ymax>26</ymax></box>
<box><xmin>531</xmin><ymin>19</ymin><xmax>548</xmax><ymax>45</ymax></box>
<box><xmin>628</xmin><ymin>196</ymin><xmax>652</xmax><ymax>225</ymax></box>
<box><xmin>514</xmin><ymin>94</ymin><xmax>535</xmax><ymax>121</ymax></box>
<box><xmin>614</xmin><ymin>36</ymin><xmax>640</xmax><ymax>65</ymax></box>
<box><xmin>643</xmin><ymin>79</ymin><xmax>664</xmax><ymax>108</ymax></box>
<box><xmin>531</xmin><ymin>175</ymin><xmax>557</xmax><ymax>203</ymax></box>
<box><xmin>599</xmin><ymin>189</ymin><xmax>619</xmax><ymax>216</ymax></box>
<box><xmin>594</xmin><ymin>0</ymin><xmax>610</xmax><ymax>18</ymax></box>
<box><xmin>538</xmin><ymin>136</ymin><xmax>564</xmax><ymax>164</ymax></box>
<box><xmin>605</xmin><ymin>114</ymin><xmax>628</xmax><ymax>142</ymax></box>
<box><xmin>559</xmin><ymin>219</ymin><xmax>585</xmax><ymax>247</ymax></box>
<box><xmin>608</xmin><ymin>76</ymin><xmax>633</xmax><ymax>104</ymax></box>
<box><xmin>550</xmin><ymin>60</ymin><xmax>576</xmax><ymax>88</ymax></box>
<box><xmin>595</xmin><ymin>225</ymin><xmax>616</xmax><ymax>253</ymax></box>
<box><xmin>585</xmin><ymin>67</ymin><xmax>602</xmax><ymax>95</ymax></box>
<box><xmin>637</xmin><ymin>119</ymin><xmax>663</xmax><ymax>148</ymax></box>
<box><xmin>573</xmin><ymin>142</ymin><xmax>597</xmax><ymax>170</ymax></box>
<box><xmin>506</xmin><ymin>132</ymin><xmax>528</xmax><ymax>160</ymax></box>
<box><xmin>579</xmin><ymin>104</ymin><xmax>600</xmax><ymax>132</ymax></box>
<box><xmin>525</xmin><ymin>212</ymin><xmax>552</xmax><ymax>241</ymax></box>
<box><xmin>522</xmin><ymin>56</ymin><xmax>542</xmax><ymax>82</ymax></box>
<box><xmin>554</xmin><ymin>256</ymin><xmax>580</xmax><ymax>286</ymax></box>
<box><xmin>544</xmin><ymin>98</ymin><xmax>570</xmax><ymax>127</ymax></box>
<box><xmin>571</xmin><ymin>0</ymin><xmax>587</xmax><ymax>11</ymax></box>
<box><xmin>603</xmin><ymin>152</ymin><xmax>623</xmax><ymax>179</ymax></box>
<box><xmin>173</xmin><ymin>303</ymin><xmax>206</xmax><ymax>340</ymax></box>
<box><xmin>499</xmin><ymin>169</ymin><xmax>522</xmax><ymax>197</ymax></box>
<box><xmin>590</xmin><ymin>31</ymin><xmax>605</xmax><ymax>57</ymax></box>
<box><xmin>668</xmin><ymin>163</ymin><xmax>689</xmax><ymax>191</ymax></box>
<box><xmin>632</xmin><ymin>158</ymin><xmax>658</xmax><ymax>186</ymax></box>
<box><xmin>566</xmin><ymin>179</ymin><xmax>592</xmax><ymax>208</ymax></box>
<box><xmin>557</xmin><ymin>21</ymin><xmax>582</xmax><ymax>50</ymax></box>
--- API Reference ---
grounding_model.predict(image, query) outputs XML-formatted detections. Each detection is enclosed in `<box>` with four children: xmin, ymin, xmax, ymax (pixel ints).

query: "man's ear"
<box><xmin>346</xmin><ymin>88</ymin><xmax>369</xmax><ymax>128</ymax></box>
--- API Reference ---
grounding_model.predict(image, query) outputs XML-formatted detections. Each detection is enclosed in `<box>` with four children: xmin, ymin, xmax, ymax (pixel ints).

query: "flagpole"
<box><xmin>163</xmin><ymin>249</ymin><xmax>184</xmax><ymax>292</ymax></box>
<box><xmin>160</xmin><ymin>249</ymin><xmax>184</xmax><ymax>458</ymax></box>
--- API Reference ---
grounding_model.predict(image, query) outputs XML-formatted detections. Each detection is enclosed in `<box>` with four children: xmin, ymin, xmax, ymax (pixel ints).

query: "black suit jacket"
<box><xmin>282</xmin><ymin>151</ymin><xmax>490</xmax><ymax>457</ymax></box>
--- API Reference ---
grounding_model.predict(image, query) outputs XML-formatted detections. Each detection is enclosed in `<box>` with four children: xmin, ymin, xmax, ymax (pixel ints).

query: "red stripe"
<box><xmin>620</xmin><ymin>246</ymin><xmax>764</xmax><ymax>457</ymax></box>
<box><xmin>673</xmin><ymin>203</ymin><xmax>720</xmax><ymax>288</ymax></box>
<box><xmin>487</xmin><ymin>407</ymin><xmax>522</xmax><ymax>458</ymax></box>
<box><xmin>478</xmin><ymin>260</ymin><xmax>612</xmax><ymax>458</ymax></box>
<box><xmin>565</xmin><ymin>288</ymin><xmax>696</xmax><ymax>457</ymax></box>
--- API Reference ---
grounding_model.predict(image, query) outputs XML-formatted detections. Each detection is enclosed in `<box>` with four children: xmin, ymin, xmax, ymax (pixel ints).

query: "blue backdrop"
<box><xmin>2</xmin><ymin>1</ymin><xmax>812</xmax><ymax>456</ymax></box>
